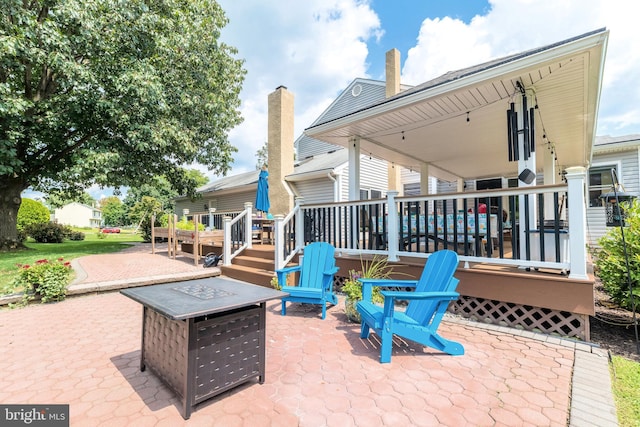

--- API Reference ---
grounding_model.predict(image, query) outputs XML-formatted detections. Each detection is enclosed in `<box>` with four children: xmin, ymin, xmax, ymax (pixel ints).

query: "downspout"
<box><xmin>327</xmin><ymin>172</ymin><xmax>338</xmax><ymax>202</ymax></box>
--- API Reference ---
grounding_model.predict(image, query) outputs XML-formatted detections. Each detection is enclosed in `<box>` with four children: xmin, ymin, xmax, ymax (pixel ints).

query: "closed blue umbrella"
<box><xmin>255</xmin><ymin>166</ymin><xmax>270</xmax><ymax>214</ymax></box>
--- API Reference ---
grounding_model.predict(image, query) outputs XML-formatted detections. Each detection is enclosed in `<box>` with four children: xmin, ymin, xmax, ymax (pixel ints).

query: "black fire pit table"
<box><xmin>121</xmin><ymin>277</ymin><xmax>287</xmax><ymax>419</ymax></box>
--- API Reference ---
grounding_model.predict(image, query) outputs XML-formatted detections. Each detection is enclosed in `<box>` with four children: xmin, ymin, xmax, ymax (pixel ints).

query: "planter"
<box><xmin>344</xmin><ymin>298</ymin><xmax>361</xmax><ymax>323</ymax></box>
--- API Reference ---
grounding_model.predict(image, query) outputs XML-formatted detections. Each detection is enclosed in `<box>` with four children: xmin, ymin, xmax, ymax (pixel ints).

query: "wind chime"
<box><xmin>506</xmin><ymin>81</ymin><xmax>536</xmax><ymax>184</ymax></box>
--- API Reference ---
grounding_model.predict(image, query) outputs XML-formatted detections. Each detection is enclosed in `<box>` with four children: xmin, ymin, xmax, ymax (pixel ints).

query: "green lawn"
<box><xmin>612</xmin><ymin>355</ymin><xmax>640</xmax><ymax>426</ymax></box>
<box><xmin>0</xmin><ymin>229</ymin><xmax>143</xmax><ymax>295</ymax></box>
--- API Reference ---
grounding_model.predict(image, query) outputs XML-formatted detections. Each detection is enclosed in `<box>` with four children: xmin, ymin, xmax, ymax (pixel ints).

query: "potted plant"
<box><xmin>342</xmin><ymin>255</ymin><xmax>398</xmax><ymax>323</ymax></box>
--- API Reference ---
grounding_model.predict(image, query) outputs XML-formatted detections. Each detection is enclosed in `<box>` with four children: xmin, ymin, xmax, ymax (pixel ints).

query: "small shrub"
<box><xmin>270</xmin><ymin>276</ymin><xmax>281</xmax><ymax>290</ymax></box>
<box><xmin>176</xmin><ymin>217</ymin><xmax>205</xmax><ymax>231</ymax></box>
<box><xmin>342</xmin><ymin>269</ymin><xmax>384</xmax><ymax>304</ymax></box>
<box><xmin>27</xmin><ymin>222</ymin><xmax>67</xmax><ymax>243</ymax></box>
<box><xmin>17</xmin><ymin>199</ymin><xmax>50</xmax><ymax>232</ymax></box>
<box><xmin>13</xmin><ymin>258</ymin><xmax>73</xmax><ymax>305</ymax></box>
<box><xmin>68</xmin><ymin>231</ymin><xmax>85</xmax><ymax>241</ymax></box>
<box><xmin>596</xmin><ymin>199</ymin><xmax>640</xmax><ymax>309</ymax></box>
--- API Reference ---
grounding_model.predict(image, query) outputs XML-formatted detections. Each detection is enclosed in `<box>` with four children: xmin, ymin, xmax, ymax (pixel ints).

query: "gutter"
<box><xmin>305</xmin><ymin>29</ymin><xmax>608</xmax><ymax>137</ymax></box>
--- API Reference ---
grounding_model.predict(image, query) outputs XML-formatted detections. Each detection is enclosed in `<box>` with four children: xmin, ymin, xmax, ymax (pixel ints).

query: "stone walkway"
<box><xmin>0</xmin><ymin>243</ymin><xmax>618</xmax><ymax>426</ymax></box>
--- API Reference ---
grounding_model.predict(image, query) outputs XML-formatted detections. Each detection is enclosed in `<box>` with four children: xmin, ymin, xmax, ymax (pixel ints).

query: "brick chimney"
<box><xmin>386</xmin><ymin>49</ymin><xmax>402</xmax><ymax>192</ymax></box>
<box><xmin>386</xmin><ymin>48</ymin><xmax>401</xmax><ymax>98</ymax></box>
<box><xmin>267</xmin><ymin>86</ymin><xmax>295</xmax><ymax>215</ymax></box>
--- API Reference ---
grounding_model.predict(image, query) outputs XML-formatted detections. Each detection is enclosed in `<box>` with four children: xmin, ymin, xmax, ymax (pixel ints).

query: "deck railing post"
<box><xmin>274</xmin><ymin>214</ymin><xmax>285</xmax><ymax>271</ymax></box>
<box><xmin>387</xmin><ymin>191</ymin><xmax>399</xmax><ymax>261</ymax></box>
<box><xmin>295</xmin><ymin>197</ymin><xmax>304</xmax><ymax>250</ymax></box>
<box><xmin>565</xmin><ymin>166</ymin><xmax>588</xmax><ymax>279</ymax></box>
<box><xmin>223</xmin><ymin>216</ymin><xmax>232</xmax><ymax>266</ymax></box>
<box><xmin>244</xmin><ymin>202</ymin><xmax>254</xmax><ymax>250</ymax></box>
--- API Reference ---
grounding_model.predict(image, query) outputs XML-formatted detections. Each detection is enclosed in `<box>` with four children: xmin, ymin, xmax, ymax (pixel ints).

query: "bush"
<box><xmin>595</xmin><ymin>199</ymin><xmax>640</xmax><ymax>309</ymax></box>
<box><xmin>27</xmin><ymin>222</ymin><xmax>67</xmax><ymax>243</ymax></box>
<box><xmin>68</xmin><ymin>231</ymin><xmax>85</xmax><ymax>241</ymax></box>
<box><xmin>17</xmin><ymin>199</ymin><xmax>50</xmax><ymax>232</ymax></box>
<box><xmin>13</xmin><ymin>258</ymin><xmax>72</xmax><ymax>305</ymax></box>
<box><xmin>176</xmin><ymin>217</ymin><xmax>205</xmax><ymax>231</ymax></box>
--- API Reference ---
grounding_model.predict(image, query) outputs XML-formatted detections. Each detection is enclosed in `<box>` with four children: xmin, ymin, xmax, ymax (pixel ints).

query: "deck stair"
<box><xmin>221</xmin><ymin>245</ymin><xmax>297</xmax><ymax>287</ymax></box>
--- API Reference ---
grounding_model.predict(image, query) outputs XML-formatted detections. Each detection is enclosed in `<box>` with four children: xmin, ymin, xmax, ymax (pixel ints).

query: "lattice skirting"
<box><xmin>449</xmin><ymin>295</ymin><xmax>588</xmax><ymax>341</ymax></box>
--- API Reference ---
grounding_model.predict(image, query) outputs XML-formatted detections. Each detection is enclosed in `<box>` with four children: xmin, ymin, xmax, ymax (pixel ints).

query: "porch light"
<box><xmin>182</xmin><ymin>209</ymin><xmax>189</xmax><ymax>215</ymax></box>
<box><xmin>209</xmin><ymin>208</ymin><xmax>216</xmax><ymax>213</ymax></box>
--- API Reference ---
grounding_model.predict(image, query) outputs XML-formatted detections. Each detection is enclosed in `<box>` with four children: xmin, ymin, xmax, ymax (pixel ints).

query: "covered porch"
<box><xmin>196</xmin><ymin>29</ymin><xmax>608</xmax><ymax>340</ymax></box>
<box><xmin>282</xmin><ymin>29</ymin><xmax>609</xmax><ymax>340</ymax></box>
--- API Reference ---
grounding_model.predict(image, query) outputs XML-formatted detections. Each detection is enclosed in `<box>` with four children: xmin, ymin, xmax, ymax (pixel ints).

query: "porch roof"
<box><xmin>304</xmin><ymin>29</ymin><xmax>609</xmax><ymax>182</ymax></box>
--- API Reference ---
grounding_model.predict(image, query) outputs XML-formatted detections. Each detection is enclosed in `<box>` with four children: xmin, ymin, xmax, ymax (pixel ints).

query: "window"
<box><xmin>403</xmin><ymin>182</ymin><xmax>421</xmax><ymax>196</ymax></box>
<box><xmin>360</xmin><ymin>189</ymin><xmax>384</xmax><ymax>200</ymax></box>
<box><xmin>588</xmin><ymin>165</ymin><xmax>616</xmax><ymax>207</ymax></box>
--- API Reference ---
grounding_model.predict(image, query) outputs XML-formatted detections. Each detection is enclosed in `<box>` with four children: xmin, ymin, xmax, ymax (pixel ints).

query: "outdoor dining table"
<box><xmin>121</xmin><ymin>277</ymin><xmax>287</xmax><ymax>419</ymax></box>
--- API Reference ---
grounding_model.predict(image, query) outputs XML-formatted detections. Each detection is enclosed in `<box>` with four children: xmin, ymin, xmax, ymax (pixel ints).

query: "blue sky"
<box><xmin>366</xmin><ymin>0</ymin><xmax>491</xmax><ymax>79</ymax></box>
<box><xmin>25</xmin><ymin>0</ymin><xmax>639</xmax><ymax>200</ymax></box>
<box><xmin>214</xmin><ymin>0</ymin><xmax>639</xmax><ymax>182</ymax></box>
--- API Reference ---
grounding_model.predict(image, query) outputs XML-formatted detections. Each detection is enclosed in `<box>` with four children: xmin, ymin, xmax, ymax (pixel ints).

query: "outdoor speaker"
<box><xmin>518</xmin><ymin>168</ymin><xmax>536</xmax><ymax>184</ymax></box>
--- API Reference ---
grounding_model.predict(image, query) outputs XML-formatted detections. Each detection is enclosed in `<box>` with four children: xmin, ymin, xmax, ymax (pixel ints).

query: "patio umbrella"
<box><xmin>255</xmin><ymin>166</ymin><xmax>270</xmax><ymax>214</ymax></box>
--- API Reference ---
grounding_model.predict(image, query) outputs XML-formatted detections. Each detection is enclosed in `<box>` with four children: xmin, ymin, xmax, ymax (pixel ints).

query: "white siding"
<box><xmin>359</xmin><ymin>156</ymin><xmax>388</xmax><ymax>196</ymax></box>
<box><xmin>587</xmin><ymin>148</ymin><xmax>640</xmax><ymax>246</ymax></box>
<box><xmin>334</xmin><ymin>155</ymin><xmax>388</xmax><ymax>202</ymax></box>
<box><xmin>175</xmin><ymin>190</ymin><xmax>255</xmax><ymax>216</ymax></box>
<box><xmin>297</xmin><ymin>80</ymin><xmax>387</xmax><ymax>160</ymax></box>
<box><xmin>295</xmin><ymin>178</ymin><xmax>335</xmax><ymax>205</ymax></box>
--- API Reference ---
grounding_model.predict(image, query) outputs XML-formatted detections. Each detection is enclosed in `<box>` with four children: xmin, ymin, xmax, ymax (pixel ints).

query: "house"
<box><xmin>53</xmin><ymin>202</ymin><xmax>102</xmax><ymax>228</ymax></box>
<box><xmin>586</xmin><ymin>134</ymin><xmax>640</xmax><ymax>246</ymax></box>
<box><xmin>175</xmin><ymin>78</ymin><xmax>399</xmax><ymax>219</ymax></box>
<box><xmin>172</xmin><ymin>28</ymin><xmax>610</xmax><ymax>340</ymax></box>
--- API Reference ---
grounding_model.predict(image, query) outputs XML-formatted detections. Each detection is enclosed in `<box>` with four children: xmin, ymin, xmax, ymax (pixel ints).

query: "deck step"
<box><xmin>221</xmin><ymin>264</ymin><xmax>275</xmax><ymax>287</ymax></box>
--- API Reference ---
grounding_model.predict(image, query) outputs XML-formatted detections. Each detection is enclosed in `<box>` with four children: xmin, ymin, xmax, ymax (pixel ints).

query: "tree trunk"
<box><xmin>0</xmin><ymin>177</ymin><xmax>27</xmax><ymax>251</ymax></box>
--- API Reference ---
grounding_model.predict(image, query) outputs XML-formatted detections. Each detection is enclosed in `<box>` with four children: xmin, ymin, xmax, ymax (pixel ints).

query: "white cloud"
<box><xmin>217</xmin><ymin>0</ymin><xmax>381</xmax><ymax>175</ymax></box>
<box><xmin>212</xmin><ymin>0</ymin><xmax>640</xmax><ymax>181</ymax></box>
<box><xmin>401</xmin><ymin>0</ymin><xmax>640</xmax><ymax>136</ymax></box>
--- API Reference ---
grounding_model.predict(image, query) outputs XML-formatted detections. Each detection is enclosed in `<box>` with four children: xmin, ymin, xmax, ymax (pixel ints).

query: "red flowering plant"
<box><xmin>13</xmin><ymin>258</ymin><xmax>73</xmax><ymax>305</ymax></box>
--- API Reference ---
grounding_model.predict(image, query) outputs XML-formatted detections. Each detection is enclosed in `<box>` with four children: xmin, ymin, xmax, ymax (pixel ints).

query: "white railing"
<box><xmin>272</xmin><ymin>167</ymin><xmax>588</xmax><ymax>279</ymax></box>
<box><xmin>222</xmin><ymin>203</ymin><xmax>253</xmax><ymax>266</ymax></box>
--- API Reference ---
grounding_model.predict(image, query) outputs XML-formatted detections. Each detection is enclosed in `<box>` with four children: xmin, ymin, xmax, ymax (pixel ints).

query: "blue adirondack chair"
<box><xmin>276</xmin><ymin>242</ymin><xmax>339</xmax><ymax>319</ymax></box>
<box><xmin>357</xmin><ymin>249</ymin><xmax>463</xmax><ymax>363</ymax></box>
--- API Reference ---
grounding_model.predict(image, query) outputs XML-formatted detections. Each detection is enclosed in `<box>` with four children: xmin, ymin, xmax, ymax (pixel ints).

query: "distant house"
<box><xmin>53</xmin><ymin>202</ymin><xmax>101</xmax><ymax>228</ymax></box>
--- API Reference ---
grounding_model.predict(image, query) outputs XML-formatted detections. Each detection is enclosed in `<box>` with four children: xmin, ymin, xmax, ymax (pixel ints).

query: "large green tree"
<box><xmin>99</xmin><ymin>196</ymin><xmax>127</xmax><ymax>227</ymax></box>
<box><xmin>0</xmin><ymin>0</ymin><xmax>245</xmax><ymax>249</ymax></box>
<box><xmin>123</xmin><ymin>169</ymin><xmax>207</xmax><ymax>214</ymax></box>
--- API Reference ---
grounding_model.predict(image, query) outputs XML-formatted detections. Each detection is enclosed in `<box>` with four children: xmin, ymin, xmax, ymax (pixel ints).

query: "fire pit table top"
<box><xmin>121</xmin><ymin>277</ymin><xmax>287</xmax><ymax>320</ymax></box>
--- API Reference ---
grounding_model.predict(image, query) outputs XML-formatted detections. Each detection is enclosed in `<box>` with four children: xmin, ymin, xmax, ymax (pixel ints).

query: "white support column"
<box><xmin>348</xmin><ymin>137</ymin><xmax>361</xmax><ymax>201</ymax></box>
<box><xmin>420</xmin><ymin>163</ymin><xmax>430</xmax><ymax>195</ymax></box>
<box><xmin>244</xmin><ymin>202</ymin><xmax>253</xmax><ymax>249</ymax></box>
<box><xmin>295</xmin><ymin>197</ymin><xmax>304</xmax><ymax>249</ymax></box>
<box><xmin>421</xmin><ymin>163</ymin><xmax>434</xmax><ymax>213</ymax></box>
<box><xmin>386</xmin><ymin>191</ymin><xmax>399</xmax><ymax>262</ymax></box>
<box><xmin>565</xmin><ymin>166</ymin><xmax>588</xmax><ymax>280</ymax></box>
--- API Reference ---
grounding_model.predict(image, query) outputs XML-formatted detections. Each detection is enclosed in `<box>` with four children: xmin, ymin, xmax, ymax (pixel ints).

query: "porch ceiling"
<box><xmin>305</xmin><ymin>29</ymin><xmax>609</xmax><ymax>182</ymax></box>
